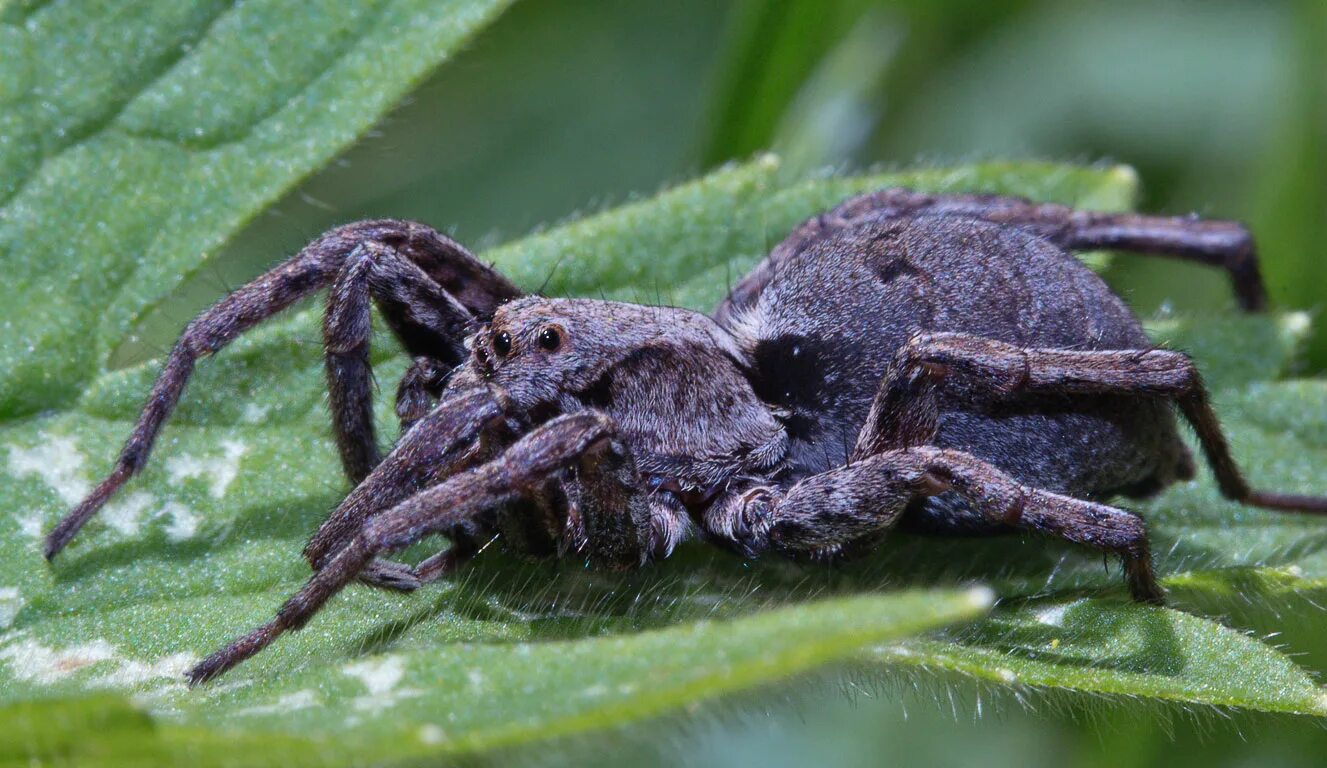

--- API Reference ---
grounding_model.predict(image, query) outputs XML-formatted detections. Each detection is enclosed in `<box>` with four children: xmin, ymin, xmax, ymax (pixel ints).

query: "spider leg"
<box><xmin>324</xmin><ymin>242</ymin><xmax>461</xmax><ymax>482</ymax></box>
<box><xmin>559</xmin><ymin>438</ymin><xmax>670</xmax><ymax>568</ymax></box>
<box><xmin>470</xmin><ymin>431</ymin><xmax>669</xmax><ymax>569</ymax></box>
<box><xmin>302</xmin><ymin>387</ymin><xmax>506</xmax><ymax>575</ymax></box>
<box><xmin>359</xmin><ymin>357</ymin><xmax>457</xmax><ymax>589</ymax></box>
<box><xmin>395</xmin><ymin>356</ymin><xmax>451</xmax><ymax>435</ymax></box>
<box><xmin>327</xmin><ymin>236</ymin><xmax>520</xmax><ymax>481</ymax></box>
<box><xmin>722</xmin><ymin>447</ymin><xmax>1162</xmax><ymax>602</ymax></box>
<box><xmin>858</xmin><ymin>332</ymin><xmax>1327</xmax><ymax>515</ymax></box>
<box><xmin>45</xmin><ymin>220</ymin><xmax>518</xmax><ymax>559</ymax></box>
<box><xmin>719</xmin><ymin>188</ymin><xmax>1267</xmax><ymax>319</ymax></box>
<box><xmin>185</xmin><ymin>411</ymin><xmax>616</xmax><ymax>685</ymax></box>
<box><xmin>375</xmin><ymin>360</ymin><xmax>460</xmax><ymax>585</ymax></box>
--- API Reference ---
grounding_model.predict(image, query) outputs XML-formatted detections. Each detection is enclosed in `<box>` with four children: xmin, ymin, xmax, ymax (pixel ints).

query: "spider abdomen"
<box><xmin>724</xmin><ymin>213</ymin><xmax>1193</xmax><ymax>518</ymax></box>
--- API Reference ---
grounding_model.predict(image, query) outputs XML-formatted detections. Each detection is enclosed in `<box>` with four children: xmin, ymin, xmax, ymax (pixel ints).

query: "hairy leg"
<box><xmin>358</xmin><ymin>535</ymin><xmax>483</xmax><ymax>593</ymax></box>
<box><xmin>303</xmin><ymin>387</ymin><xmax>506</xmax><ymax>574</ymax></box>
<box><xmin>186</xmin><ymin>411</ymin><xmax>616</xmax><ymax>685</ymax></box>
<box><xmin>857</xmin><ymin>332</ymin><xmax>1327</xmax><ymax>514</ymax></box>
<box><xmin>722</xmin><ymin>447</ymin><xmax>1162</xmax><ymax>601</ymax></box>
<box><xmin>395</xmin><ymin>357</ymin><xmax>452</xmax><ymax>435</ymax></box>
<box><xmin>560</xmin><ymin>442</ymin><xmax>665</xmax><ymax>568</ymax></box>
<box><xmin>46</xmin><ymin>220</ymin><xmax>519</xmax><ymax>559</ymax></box>
<box><xmin>719</xmin><ymin>188</ymin><xmax>1267</xmax><ymax>321</ymax></box>
<box><xmin>323</xmin><ymin>242</ymin><xmax>476</xmax><ymax>482</ymax></box>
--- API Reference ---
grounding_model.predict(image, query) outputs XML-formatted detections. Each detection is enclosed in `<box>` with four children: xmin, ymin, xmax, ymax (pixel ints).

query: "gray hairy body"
<box><xmin>719</xmin><ymin>214</ymin><xmax>1193</xmax><ymax>532</ymax></box>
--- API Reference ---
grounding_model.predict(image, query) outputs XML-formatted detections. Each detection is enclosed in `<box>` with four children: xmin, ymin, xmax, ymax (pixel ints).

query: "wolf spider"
<box><xmin>44</xmin><ymin>187</ymin><xmax>1327</xmax><ymax>684</ymax></box>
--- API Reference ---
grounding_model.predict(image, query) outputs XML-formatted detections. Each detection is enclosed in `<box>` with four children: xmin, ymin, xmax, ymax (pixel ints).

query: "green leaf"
<box><xmin>3</xmin><ymin>147</ymin><xmax>1326</xmax><ymax>762</ymax></box>
<box><xmin>489</xmin><ymin>157</ymin><xmax>1138</xmax><ymax>310</ymax></box>
<box><xmin>1251</xmin><ymin>0</ymin><xmax>1327</xmax><ymax>370</ymax></box>
<box><xmin>873</xmin><ymin>597</ymin><xmax>1327</xmax><ymax>716</ymax></box>
<box><xmin>0</xmin><ymin>589</ymin><xmax>991</xmax><ymax>766</ymax></box>
<box><xmin>0</xmin><ymin>0</ymin><xmax>512</xmax><ymax>418</ymax></box>
<box><xmin>694</xmin><ymin>0</ymin><xmax>876</xmax><ymax>168</ymax></box>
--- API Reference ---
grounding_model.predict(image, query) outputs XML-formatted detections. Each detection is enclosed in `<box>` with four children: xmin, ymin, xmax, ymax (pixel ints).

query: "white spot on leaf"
<box><xmin>236</xmin><ymin>689</ymin><xmax>319</xmax><ymax>717</ymax></box>
<box><xmin>344</xmin><ymin>655</ymin><xmax>405</xmax><ymax>695</ymax></box>
<box><xmin>0</xmin><ymin>638</ymin><xmax>116</xmax><ymax>684</ymax></box>
<box><xmin>1282</xmin><ymin>311</ymin><xmax>1312</xmax><ymax>338</ymax></box>
<box><xmin>1035</xmin><ymin>604</ymin><xmax>1071</xmax><ymax>627</ymax></box>
<box><xmin>0</xmin><ymin>636</ymin><xmax>195</xmax><ymax>689</ymax></box>
<box><xmin>101</xmin><ymin>491</ymin><xmax>155</xmax><ymax>537</ymax></box>
<box><xmin>0</xmin><ymin>588</ymin><xmax>24</xmax><ymax>630</ymax></box>
<box><xmin>241</xmin><ymin>403</ymin><xmax>272</xmax><ymax>424</ymax></box>
<box><xmin>418</xmin><ymin>724</ymin><xmax>447</xmax><ymax>745</ymax></box>
<box><xmin>342</xmin><ymin>655</ymin><xmax>422</xmax><ymax>715</ymax></box>
<box><xmin>15</xmin><ymin>512</ymin><xmax>43</xmax><ymax>540</ymax></box>
<box><xmin>5</xmin><ymin>432</ymin><xmax>203</xmax><ymax>543</ymax></box>
<box><xmin>8</xmin><ymin>433</ymin><xmax>88</xmax><ymax>537</ymax></box>
<box><xmin>965</xmin><ymin>585</ymin><xmax>996</xmax><ymax>610</ymax></box>
<box><xmin>166</xmin><ymin>439</ymin><xmax>247</xmax><ymax>498</ymax></box>
<box><xmin>91</xmin><ymin>652</ymin><xmax>197</xmax><ymax>688</ymax></box>
<box><xmin>159</xmin><ymin>501</ymin><xmax>199</xmax><ymax>541</ymax></box>
<box><xmin>7</xmin><ymin>433</ymin><xmax>89</xmax><ymax>505</ymax></box>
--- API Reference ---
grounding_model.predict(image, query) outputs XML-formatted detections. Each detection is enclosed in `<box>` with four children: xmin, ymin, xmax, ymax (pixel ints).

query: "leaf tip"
<box><xmin>755</xmin><ymin>152</ymin><xmax>782</xmax><ymax>172</ymax></box>
<box><xmin>1313</xmin><ymin>689</ymin><xmax>1327</xmax><ymax>717</ymax></box>
<box><xmin>963</xmin><ymin>584</ymin><xmax>996</xmax><ymax>613</ymax></box>
<box><xmin>1281</xmin><ymin>310</ymin><xmax>1313</xmax><ymax>342</ymax></box>
<box><xmin>1108</xmin><ymin>164</ymin><xmax>1140</xmax><ymax>195</ymax></box>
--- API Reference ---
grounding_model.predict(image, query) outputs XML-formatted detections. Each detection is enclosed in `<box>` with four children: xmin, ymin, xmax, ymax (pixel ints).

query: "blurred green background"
<box><xmin>164</xmin><ymin>0</ymin><xmax>1327</xmax><ymax>764</ymax></box>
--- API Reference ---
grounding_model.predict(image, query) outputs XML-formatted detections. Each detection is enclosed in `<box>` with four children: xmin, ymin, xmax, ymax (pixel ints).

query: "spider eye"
<box><xmin>493</xmin><ymin>331</ymin><xmax>512</xmax><ymax>357</ymax></box>
<box><xmin>537</xmin><ymin>326</ymin><xmax>562</xmax><ymax>351</ymax></box>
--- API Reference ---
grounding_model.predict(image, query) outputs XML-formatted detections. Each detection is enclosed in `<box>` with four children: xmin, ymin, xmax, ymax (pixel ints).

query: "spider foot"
<box><xmin>186</xmin><ymin>620</ymin><xmax>281</xmax><ymax>687</ymax></box>
<box><xmin>358</xmin><ymin>558</ymin><xmax>423</xmax><ymax>592</ymax></box>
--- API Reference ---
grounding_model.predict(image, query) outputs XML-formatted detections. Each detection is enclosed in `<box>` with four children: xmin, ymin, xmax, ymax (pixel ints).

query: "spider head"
<box><xmin>457</xmin><ymin>296</ymin><xmax>752</xmax><ymax>415</ymax></box>
<box><xmin>463</xmin><ymin>297</ymin><xmax>579</xmax><ymax>403</ymax></box>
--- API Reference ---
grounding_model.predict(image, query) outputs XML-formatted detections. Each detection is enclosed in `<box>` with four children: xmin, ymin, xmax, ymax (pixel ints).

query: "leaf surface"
<box><xmin>0</xmin><ymin>0</ymin><xmax>512</xmax><ymax>417</ymax></box>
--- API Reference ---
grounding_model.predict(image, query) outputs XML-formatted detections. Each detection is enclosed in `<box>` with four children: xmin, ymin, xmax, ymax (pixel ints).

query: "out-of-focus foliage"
<box><xmin>0</xmin><ymin>0</ymin><xmax>512</xmax><ymax>409</ymax></box>
<box><xmin>701</xmin><ymin>0</ymin><xmax>1327</xmax><ymax>370</ymax></box>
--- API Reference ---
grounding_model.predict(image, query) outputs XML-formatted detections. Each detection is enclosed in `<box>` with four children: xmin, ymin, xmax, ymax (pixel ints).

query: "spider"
<box><xmin>43</xmin><ymin>187</ymin><xmax>1327</xmax><ymax>684</ymax></box>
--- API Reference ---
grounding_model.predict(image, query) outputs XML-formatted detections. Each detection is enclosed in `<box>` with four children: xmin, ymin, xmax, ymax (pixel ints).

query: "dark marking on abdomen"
<box><xmin>874</xmin><ymin>255</ymin><xmax>922</xmax><ymax>285</ymax></box>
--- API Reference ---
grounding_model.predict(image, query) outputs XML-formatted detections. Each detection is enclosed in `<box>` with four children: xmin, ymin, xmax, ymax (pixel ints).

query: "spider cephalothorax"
<box><xmin>44</xmin><ymin>188</ymin><xmax>1327</xmax><ymax>684</ymax></box>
